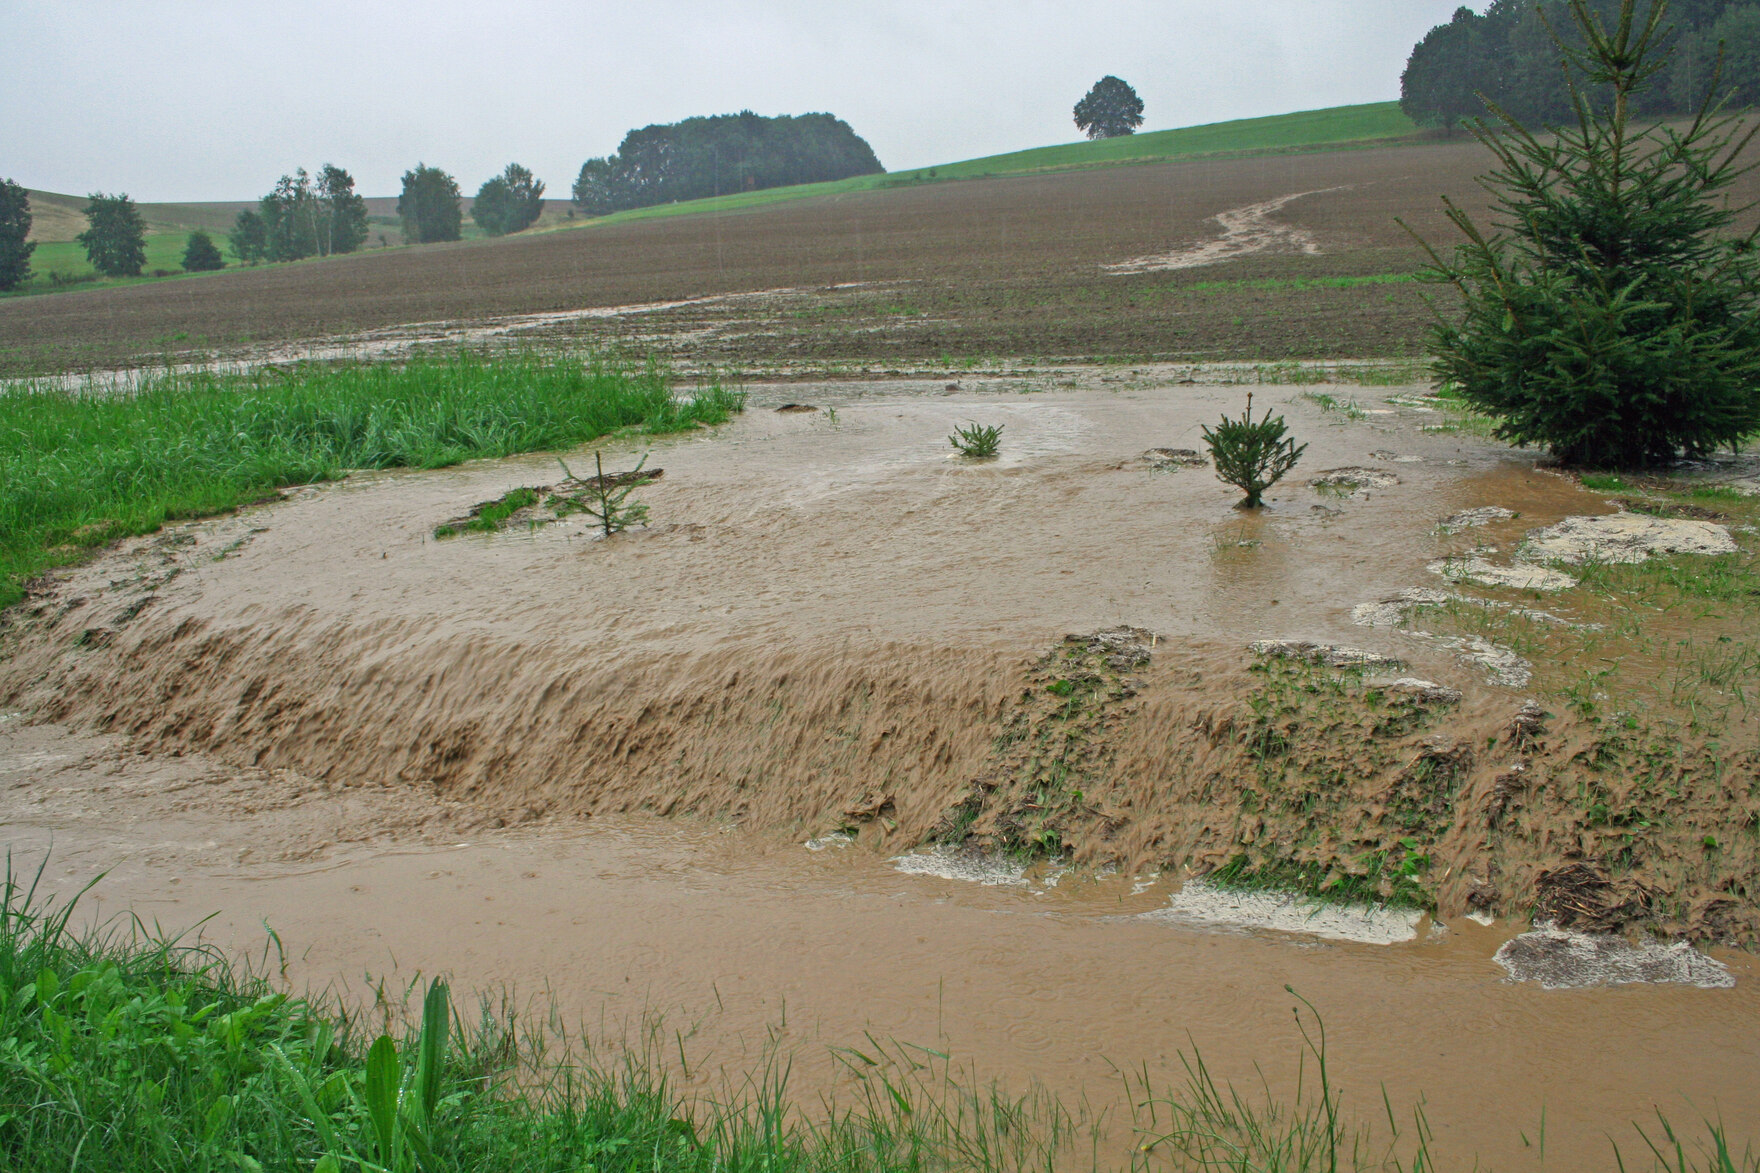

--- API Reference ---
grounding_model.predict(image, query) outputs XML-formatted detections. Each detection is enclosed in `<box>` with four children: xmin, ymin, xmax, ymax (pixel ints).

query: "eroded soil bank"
<box><xmin>3</xmin><ymin>376</ymin><xmax>1758</xmax><ymax>1166</ymax></box>
<box><xmin>3</xmin><ymin>716</ymin><xmax>1757</xmax><ymax>1173</ymax></box>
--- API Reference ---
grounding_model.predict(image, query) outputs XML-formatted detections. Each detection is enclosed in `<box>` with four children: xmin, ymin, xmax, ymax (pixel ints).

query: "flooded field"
<box><xmin>3</xmin><ymin>373</ymin><xmax>1758</xmax><ymax>1168</ymax></box>
<box><xmin>3</xmin><ymin>712</ymin><xmax>1757</xmax><ymax>1172</ymax></box>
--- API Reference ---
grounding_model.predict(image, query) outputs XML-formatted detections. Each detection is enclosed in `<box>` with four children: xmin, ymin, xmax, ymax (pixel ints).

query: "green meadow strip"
<box><xmin>0</xmin><ymin>352</ymin><xmax>744</xmax><ymax>607</ymax></box>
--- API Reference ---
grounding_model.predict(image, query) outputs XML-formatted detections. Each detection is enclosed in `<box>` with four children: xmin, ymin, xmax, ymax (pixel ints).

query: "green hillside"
<box><xmin>579</xmin><ymin>102</ymin><xmax>1423</xmax><ymax>229</ymax></box>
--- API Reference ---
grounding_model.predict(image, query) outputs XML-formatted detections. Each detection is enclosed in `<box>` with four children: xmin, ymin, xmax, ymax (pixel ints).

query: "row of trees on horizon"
<box><xmin>1401</xmin><ymin>0</ymin><xmax>1760</xmax><ymax>130</ymax></box>
<box><xmin>232</xmin><ymin>162</ymin><xmax>547</xmax><ymax>264</ymax></box>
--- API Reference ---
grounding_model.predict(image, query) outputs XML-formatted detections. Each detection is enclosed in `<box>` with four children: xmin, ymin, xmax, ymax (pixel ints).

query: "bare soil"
<box><xmin>0</xmin><ymin>141</ymin><xmax>1608</xmax><ymax>377</ymax></box>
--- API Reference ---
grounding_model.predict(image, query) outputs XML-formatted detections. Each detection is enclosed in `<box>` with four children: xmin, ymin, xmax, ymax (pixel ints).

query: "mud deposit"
<box><xmin>4</xmin><ymin>377</ymin><xmax>1759</xmax><ymax>1166</ymax></box>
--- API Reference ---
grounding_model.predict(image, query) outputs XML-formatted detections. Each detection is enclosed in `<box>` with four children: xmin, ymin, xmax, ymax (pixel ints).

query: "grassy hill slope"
<box><xmin>577</xmin><ymin>102</ymin><xmax>1423</xmax><ymax>229</ymax></box>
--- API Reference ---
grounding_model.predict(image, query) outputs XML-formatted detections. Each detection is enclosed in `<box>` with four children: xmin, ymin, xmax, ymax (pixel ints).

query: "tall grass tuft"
<box><xmin>0</xmin><ymin>352</ymin><xmax>744</xmax><ymax>606</ymax></box>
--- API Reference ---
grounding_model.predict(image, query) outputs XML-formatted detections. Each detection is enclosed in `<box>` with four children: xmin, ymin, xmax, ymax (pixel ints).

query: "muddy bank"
<box><xmin>1</xmin><ymin>380</ymin><xmax>1756</xmax><ymax>941</ymax></box>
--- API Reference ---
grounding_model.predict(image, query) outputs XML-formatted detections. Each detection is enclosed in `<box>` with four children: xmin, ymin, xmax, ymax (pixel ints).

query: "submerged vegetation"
<box><xmin>0</xmin><ymin>352</ymin><xmax>743</xmax><ymax>607</ymax></box>
<box><xmin>1203</xmin><ymin>393</ymin><xmax>1308</xmax><ymax>508</ymax></box>
<box><xmin>948</xmin><ymin>422</ymin><xmax>1004</xmax><ymax>459</ymax></box>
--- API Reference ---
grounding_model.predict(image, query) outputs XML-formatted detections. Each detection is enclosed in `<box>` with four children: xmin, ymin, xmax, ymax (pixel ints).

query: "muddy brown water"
<box><xmin>3</xmin><ymin>380</ymin><xmax>1757</xmax><ymax>1168</ymax></box>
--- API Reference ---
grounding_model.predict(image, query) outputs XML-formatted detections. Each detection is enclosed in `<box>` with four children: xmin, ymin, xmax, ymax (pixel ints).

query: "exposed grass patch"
<box><xmin>1300</xmin><ymin>390</ymin><xmax>1368</xmax><ymax>421</ymax></box>
<box><xmin>1210</xmin><ymin>849</ymin><xmax>1431</xmax><ymax>911</ymax></box>
<box><xmin>0</xmin><ymin>352</ymin><xmax>744</xmax><ymax>608</ymax></box>
<box><xmin>1185</xmin><ymin>273</ymin><xmax>1417</xmax><ymax>295</ymax></box>
<box><xmin>434</xmin><ymin>487</ymin><xmax>543</xmax><ymax>539</ymax></box>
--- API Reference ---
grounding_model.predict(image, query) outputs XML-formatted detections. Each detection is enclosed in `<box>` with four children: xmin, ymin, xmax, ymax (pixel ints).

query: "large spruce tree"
<box><xmin>1410</xmin><ymin>0</ymin><xmax>1760</xmax><ymax>467</ymax></box>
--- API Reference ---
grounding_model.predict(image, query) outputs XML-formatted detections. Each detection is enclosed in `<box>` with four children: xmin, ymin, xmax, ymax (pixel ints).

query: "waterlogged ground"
<box><xmin>3</xmin><ymin>374</ymin><xmax>1760</xmax><ymax>1168</ymax></box>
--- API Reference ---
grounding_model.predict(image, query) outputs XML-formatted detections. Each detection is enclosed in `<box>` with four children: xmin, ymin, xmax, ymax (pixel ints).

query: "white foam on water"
<box><xmin>889</xmin><ymin>847</ymin><xmax>1030</xmax><ymax>887</ymax></box>
<box><xmin>1137</xmin><ymin>880</ymin><xmax>1423</xmax><ymax>945</ymax></box>
<box><xmin>804</xmin><ymin>832</ymin><xmax>854</xmax><ymax>852</ymax></box>
<box><xmin>1495</xmin><ymin>925</ymin><xmax>1735</xmax><ymax>990</ymax></box>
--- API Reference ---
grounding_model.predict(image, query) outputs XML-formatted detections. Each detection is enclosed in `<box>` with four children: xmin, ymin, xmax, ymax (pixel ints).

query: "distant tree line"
<box><xmin>1402</xmin><ymin>0</ymin><xmax>1760</xmax><ymax>131</ymax></box>
<box><xmin>231</xmin><ymin>165</ymin><xmax>368</xmax><ymax>264</ymax></box>
<box><xmin>570</xmin><ymin>111</ymin><xmax>883</xmax><ymax>216</ymax></box>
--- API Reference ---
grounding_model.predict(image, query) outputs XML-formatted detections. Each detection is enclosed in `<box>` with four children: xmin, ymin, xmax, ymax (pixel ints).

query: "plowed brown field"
<box><xmin>6</xmin><ymin>135</ymin><xmax>1758</xmax><ymax>378</ymax></box>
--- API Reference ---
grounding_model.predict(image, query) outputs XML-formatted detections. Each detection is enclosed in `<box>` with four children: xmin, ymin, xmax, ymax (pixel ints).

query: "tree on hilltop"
<box><xmin>398</xmin><ymin>164</ymin><xmax>462</xmax><ymax>244</ymax></box>
<box><xmin>473</xmin><ymin>163</ymin><xmax>546</xmax><ymax>236</ymax></box>
<box><xmin>76</xmin><ymin>192</ymin><xmax>147</xmax><ymax>277</ymax></box>
<box><xmin>0</xmin><ymin>179</ymin><xmax>34</xmax><ymax>290</ymax></box>
<box><xmin>1073</xmin><ymin>76</ymin><xmax>1145</xmax><ymax>139</ymax></box>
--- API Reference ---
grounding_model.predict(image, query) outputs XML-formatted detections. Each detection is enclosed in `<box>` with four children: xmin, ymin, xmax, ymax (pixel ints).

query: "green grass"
<box><xmin>3</xmin><ymin>234</ymin><xmax>240</xmax><ymax>299</ymax></box>
<box><xmin>433</xmin><ymin>487</ymin><xmax>543</xmax><ymax>539</ymax></box>
<box><xmin>0</xmin><ymin>351</ymin><xmax>745</xmax><ymax>607</ymax></box>
<box><xmin>561</xmin><ymin>102</ymin><xmax>1424</xmax><ymax>232</ymax></box>
<box><xmin>872</xmin><ymin>102</ymin><xmax>1421</xmax><ymax>181</ymax></box>
<box><xmin>1300</xmin><ymin>390</ymin><xmax>1369</xmax><ymax>420</ymax></box>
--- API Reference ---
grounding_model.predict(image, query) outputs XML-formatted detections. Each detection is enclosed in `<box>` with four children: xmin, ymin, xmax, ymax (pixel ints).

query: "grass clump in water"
<box><xmin>0</xmin><ymin>351</ymin><xmax>744</xmax><ymax>607</ymax></box>
<box><xmin>949</xmin><ymin>421</ymin><xmax>1003</xmax><ymax>459</ymax></box>
<box><xmin>435</xmin><ymin>487</ymin><xmax>544</xmax><ymax>539</ymax></box>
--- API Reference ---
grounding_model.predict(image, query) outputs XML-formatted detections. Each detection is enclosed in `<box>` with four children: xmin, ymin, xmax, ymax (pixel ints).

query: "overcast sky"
<box><xmin>5</xmin><ymin>1</ymin><xmax>1463</xmax><ymax>203</ymax></box>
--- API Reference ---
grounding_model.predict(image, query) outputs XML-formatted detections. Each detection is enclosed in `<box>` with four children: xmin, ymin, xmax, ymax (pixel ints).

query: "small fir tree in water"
<box><xmin>1203</xmin><ymin>392</ymin><xmax>1307</xmax><ymax>508</ymax></box>
<box><xmin>1406</xmin><ymin>0</ymin><xmax>1760</xmax><ymax>468</ymax></box>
